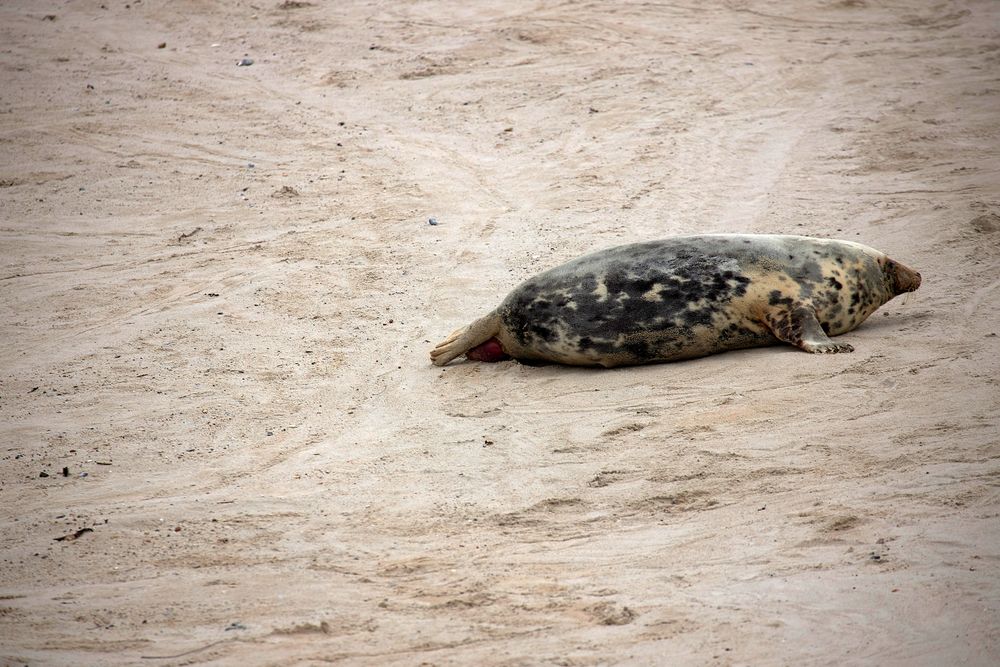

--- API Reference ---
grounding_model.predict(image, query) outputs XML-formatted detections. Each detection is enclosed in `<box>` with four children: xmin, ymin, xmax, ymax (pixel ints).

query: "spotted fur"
<box><xmin>430</xmin><ymin>234</ymin><xmax>921</xmax><ymax>367</ymax></box>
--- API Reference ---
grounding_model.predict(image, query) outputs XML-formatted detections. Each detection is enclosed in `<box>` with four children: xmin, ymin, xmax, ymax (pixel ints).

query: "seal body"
<box><xmin>430</xmin><ymin>234</ymin><xmax>921</xmax><ymax>368</ymax></box>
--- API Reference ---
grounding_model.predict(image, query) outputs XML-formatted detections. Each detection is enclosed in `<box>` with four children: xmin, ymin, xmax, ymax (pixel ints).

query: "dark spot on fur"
<box><xmin>791</xmin><ymin>259</ymin><xmax>824</xmax><ymax>289</ymax></box>
<box><xmin>769</xmin><ymin>290</ymin><xmax>794</xmax><ymax>306</ymax></box>
<box><xmin>530</xmin><ymin>324</ymin><xmax>554</xmax><ymax>341</ymax></box>
<box><xmin>827</xmin><ymin>276</ymin><xmax>843</xmax><ymax>290</ymax></box>
<box><xmin>624</xmin><ymin>340</ymin><xmax>651</xmax><ymax>358</ymax></box>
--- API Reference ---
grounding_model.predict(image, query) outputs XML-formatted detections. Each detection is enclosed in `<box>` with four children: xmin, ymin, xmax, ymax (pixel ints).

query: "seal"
<box><xmin>430</xmin><ymin>234</ymin><xmax>921</xmax><ymax>368</ymax></box>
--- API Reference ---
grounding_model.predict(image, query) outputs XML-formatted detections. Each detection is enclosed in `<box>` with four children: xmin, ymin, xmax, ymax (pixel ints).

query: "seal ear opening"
<box><xmin>429</xmin><ymin>311</ymin><xmax>502</xmax><ymax>366</ymax></box>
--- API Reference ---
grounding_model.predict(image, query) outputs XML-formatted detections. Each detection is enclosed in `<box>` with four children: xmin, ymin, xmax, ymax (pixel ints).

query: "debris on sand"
<box><xmin>178</xmin><ymin>227</ymin><xmax>203</xmax><ymax>242</ymax></box>
<box><xmin>54</xmin><ymin>527</ymin><xmax>93</xmax><ymax>542</ymax></box>
<box><xmin>271</xmin><ymin>185</ymin><xmax>300</xmax><ymax>198</ymax></box>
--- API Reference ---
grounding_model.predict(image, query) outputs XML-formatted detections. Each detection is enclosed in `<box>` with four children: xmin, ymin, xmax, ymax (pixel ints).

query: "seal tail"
<box><xmin>430</xmin><ymin>311</ymin><xmax>502</xmax><ymax>366</ymax></box>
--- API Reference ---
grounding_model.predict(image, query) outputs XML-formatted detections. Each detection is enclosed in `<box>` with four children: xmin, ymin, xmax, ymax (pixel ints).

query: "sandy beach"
<box><xmin>1</xmin><ymin>1</ymin><xmax>998</xmax><ymax>664</ymax></box>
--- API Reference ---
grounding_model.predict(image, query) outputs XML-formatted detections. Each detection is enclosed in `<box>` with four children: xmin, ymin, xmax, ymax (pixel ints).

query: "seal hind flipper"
<box><xmin>765</xmin><ymin>305</ymin><xmax>854</xmax><ymax>354</ymax></box>
<box><xmin>430</xmin><ymin>311</ymin><xmax>502</xmax><ymax>366</ymax></box>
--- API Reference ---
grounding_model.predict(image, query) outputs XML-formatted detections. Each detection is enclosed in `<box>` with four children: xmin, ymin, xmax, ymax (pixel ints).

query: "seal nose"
<box><xmin>895</xmin><ymin>263</ymin><xmax>921</xmax><ymax>294</ymax></box>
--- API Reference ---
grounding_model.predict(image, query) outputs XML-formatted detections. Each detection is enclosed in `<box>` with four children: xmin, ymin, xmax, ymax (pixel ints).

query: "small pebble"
<box><xmin>428</xmin><ymin>217</ymin><xmax>438</xmax><ymax>226</ymax></box>
<box><xmin>237</xmin><ymin>58</ymin><xmax>254</xmax><ymax>67</ymax></box>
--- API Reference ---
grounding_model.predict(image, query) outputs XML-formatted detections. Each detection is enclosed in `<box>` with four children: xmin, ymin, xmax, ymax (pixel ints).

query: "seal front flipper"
<box><xmin>765</xmin><ymin>305</ymin><xmax>855</xmax><ymax>354</ymax></box>
<box><xmin>429</xmin><ymin>311</ymin><xmax>503</xmax><ymax>366</ymax></box>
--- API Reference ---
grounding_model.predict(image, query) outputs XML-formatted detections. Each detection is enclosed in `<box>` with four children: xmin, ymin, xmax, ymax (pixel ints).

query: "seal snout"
<box><xmin>889</xmin><ymin>259</ymin><xmax>921</xmax><ymax>294</ymax></box>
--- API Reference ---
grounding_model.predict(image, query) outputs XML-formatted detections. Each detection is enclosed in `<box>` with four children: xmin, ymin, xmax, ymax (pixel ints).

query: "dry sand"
<box><xmin>1</xmin><ymin>1</ymin><xmax>999</xmax><ymax>665</ymax></box>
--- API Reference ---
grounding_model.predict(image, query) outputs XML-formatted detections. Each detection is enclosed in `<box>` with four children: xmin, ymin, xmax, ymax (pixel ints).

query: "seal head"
<box><xmin>883</xmin><ymin>257</ymin><xmax>921</xmax><ymax>296</ymax></box>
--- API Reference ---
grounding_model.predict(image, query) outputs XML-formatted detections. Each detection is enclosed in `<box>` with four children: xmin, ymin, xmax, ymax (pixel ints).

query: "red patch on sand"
<box><xmin>466</xmin><ymin>338</ymin><xmax>510</xmax><ymax>362</ymax></box>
